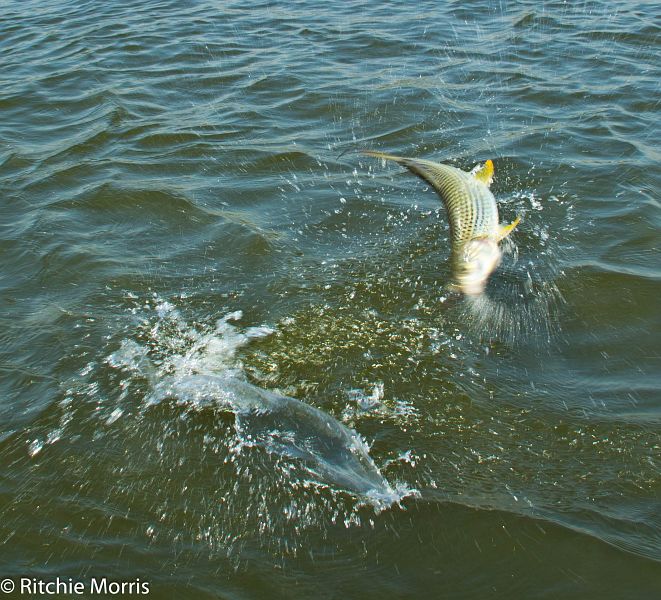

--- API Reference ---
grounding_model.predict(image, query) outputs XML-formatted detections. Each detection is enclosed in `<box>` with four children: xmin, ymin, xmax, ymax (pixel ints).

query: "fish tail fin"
<box><xmin>497</xmin><ymin>216</ymin><xmax>521</xmax><ymax>241</ymax></box>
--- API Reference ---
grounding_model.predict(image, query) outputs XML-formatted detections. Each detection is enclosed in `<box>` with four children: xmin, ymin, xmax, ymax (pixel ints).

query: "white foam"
<box><xmin>107</xmin><ymin>298</ymin><xmax>410</xmax><ymax>509</ymax></box>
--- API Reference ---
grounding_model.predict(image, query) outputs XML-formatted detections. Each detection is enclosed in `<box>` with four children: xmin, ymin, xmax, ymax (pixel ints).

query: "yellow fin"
<box><xmin>497</xmin><ymin>216</ymin><xmax>521</xmax><ymax>241</ymax></box>
<box><xmin>472</xmin><ymin>159</ymin><xmax>494</xmax><ymax>187</ymax></box>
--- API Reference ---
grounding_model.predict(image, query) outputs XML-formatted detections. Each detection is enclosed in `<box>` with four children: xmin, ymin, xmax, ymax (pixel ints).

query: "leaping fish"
<box><xmin>364</xmin><ymin>151</ymin><xmax>520</xmax><ymax>295</ymax></box>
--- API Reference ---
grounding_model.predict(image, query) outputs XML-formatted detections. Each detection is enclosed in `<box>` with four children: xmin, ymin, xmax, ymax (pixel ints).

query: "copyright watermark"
<box><xmin>0</xmin><ymin>580</ymin><xmax>14</xmax><ymax>594</ymax></box>
<box><xmin>1</xmin><ymin>577</ymin><xmax>150</xmax><ymax>595</ymax></box>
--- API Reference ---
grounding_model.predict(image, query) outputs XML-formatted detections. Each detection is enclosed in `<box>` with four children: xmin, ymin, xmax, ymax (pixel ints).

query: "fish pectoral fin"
<box><xmin>497</xmin><ymin>216</ymin><xmax>521</xmax><ymax>241</ymax></box>
<box><xmin>472</xmin><ymin>159</ymin><xmax>494</xmax><ymax>187</ymax></box>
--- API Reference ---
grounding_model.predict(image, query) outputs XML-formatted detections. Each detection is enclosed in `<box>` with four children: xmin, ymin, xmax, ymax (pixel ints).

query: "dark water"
<box><xmin>1</xmin><ymin>0</ymin><xmax>660</xmax><ymax>598</ymax></box>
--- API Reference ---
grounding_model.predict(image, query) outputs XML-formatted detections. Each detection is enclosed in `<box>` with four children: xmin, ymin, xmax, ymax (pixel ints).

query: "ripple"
<box><xmin>1</xmin><ymin>0</ymin><xmax>660</xmax><ymax>595</ymax></box>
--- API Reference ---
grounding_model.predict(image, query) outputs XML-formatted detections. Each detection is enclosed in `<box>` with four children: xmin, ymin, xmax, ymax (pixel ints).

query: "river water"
<box><xmin>1</xmin><ymin>1</ymin><xmax>659</xmax><ymax>598</ymax></box>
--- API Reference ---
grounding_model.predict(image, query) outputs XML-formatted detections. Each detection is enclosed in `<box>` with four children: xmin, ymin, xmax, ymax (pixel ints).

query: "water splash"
<box><xmin>454</xmin><ymin>188</ymin><xmax>571</xmax><ymax>345</ymax></box>
<box><xmin>459</xmin><ymin>275</ymin><xmax>565</xmax><ymax>345</ymax></box>
<box><xmin>108</xmin><ymin>303</ymin><xmax>407</xmax><ymax>509</ymax></box>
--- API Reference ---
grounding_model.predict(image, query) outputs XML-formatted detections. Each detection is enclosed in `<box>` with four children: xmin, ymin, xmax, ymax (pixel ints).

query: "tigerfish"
<box><xmin>364</xmin><ymin>151</ymin><xmax>520</xmax><ymax>295</ymax></box>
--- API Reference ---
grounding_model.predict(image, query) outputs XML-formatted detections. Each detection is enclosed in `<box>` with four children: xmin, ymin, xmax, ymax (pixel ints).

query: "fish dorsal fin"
<box><xmin>472</xmin><ymin>159</ymin><xmax>494</xmax><ymax>187</ymax></box>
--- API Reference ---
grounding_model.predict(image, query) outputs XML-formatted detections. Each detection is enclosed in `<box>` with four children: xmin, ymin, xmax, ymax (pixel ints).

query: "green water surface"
<box><xmin>1</xmin><ymin>1</ymin><xmax>659</xmax><ymax>598</ymax></box>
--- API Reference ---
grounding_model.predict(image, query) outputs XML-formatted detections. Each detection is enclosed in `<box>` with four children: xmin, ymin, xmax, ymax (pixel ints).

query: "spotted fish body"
<box><xmin>364</xmin><ymin>151</ymin><xmax>518</xmax><ymax>295</ymax></box>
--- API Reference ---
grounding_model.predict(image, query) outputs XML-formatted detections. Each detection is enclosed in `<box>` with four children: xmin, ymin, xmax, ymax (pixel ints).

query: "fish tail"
<box><xmin>362</xmin><ymin>150</ymin><xmax>409</xmax><ymax>164</ymax></box>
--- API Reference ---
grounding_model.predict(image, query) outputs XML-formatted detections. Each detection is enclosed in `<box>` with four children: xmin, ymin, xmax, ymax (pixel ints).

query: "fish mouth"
<box><xmin>454</xmin><ymin>238</ymin><xmax>502</xmax><ymax>296</ymax></box>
